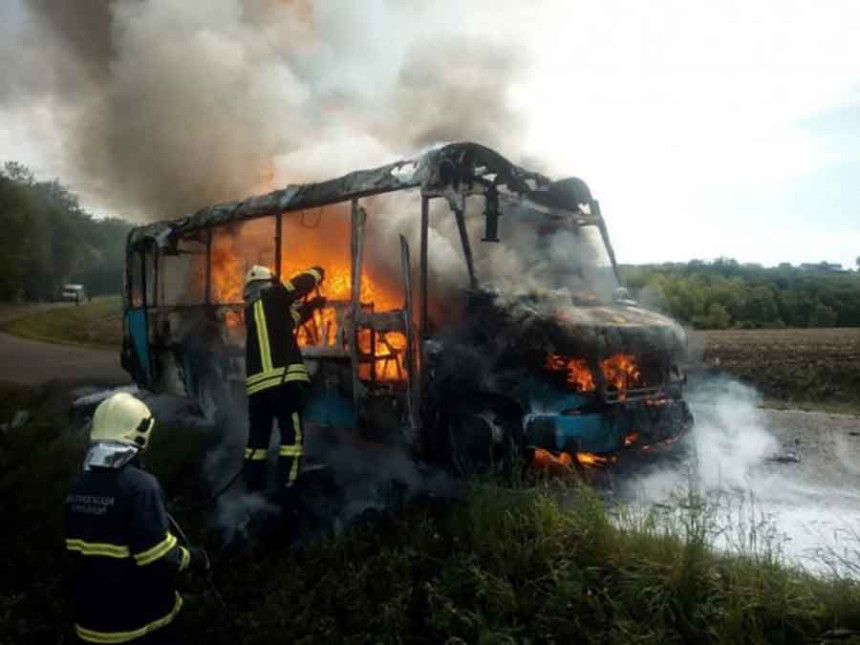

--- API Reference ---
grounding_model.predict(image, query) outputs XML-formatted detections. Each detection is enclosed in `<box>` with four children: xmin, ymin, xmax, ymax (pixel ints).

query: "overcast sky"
<box><xmin>1</xmin><ymin>1</ymin><xmax>858</xmax><ymax>268</ymax></box>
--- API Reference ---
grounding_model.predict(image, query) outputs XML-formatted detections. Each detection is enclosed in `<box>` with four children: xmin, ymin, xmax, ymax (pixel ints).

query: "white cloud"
<box><xmin>515</xmin><ymin>0</ymin><xmax>860</xmax><ymax>266</ymax></box>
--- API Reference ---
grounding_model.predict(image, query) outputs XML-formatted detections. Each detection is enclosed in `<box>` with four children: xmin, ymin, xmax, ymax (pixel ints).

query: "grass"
<box><xmin>761</xmin><ymin>398</ymin><xmax>860</xmax><ymax>416</ymax></box>
<box><xmin>0</xmin><ymin>296</ymin><xmax>123</xmax><ymax>349</ymax></box>
<box><xmin>0</xmin><ymin>381</ymin><xmax>212</xmax><ymax>643</ymax></box>
<box><xmin>3</xmin><ymin>383</ymin><xmax>860</xmax><ymax>644</ymax></box>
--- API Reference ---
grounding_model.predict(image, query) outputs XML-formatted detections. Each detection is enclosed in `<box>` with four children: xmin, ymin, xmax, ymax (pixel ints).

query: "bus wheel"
<box><xmin>445</xmin><ymin>406</ymin><xmax>520</xmax><ymax>480</ymax></box>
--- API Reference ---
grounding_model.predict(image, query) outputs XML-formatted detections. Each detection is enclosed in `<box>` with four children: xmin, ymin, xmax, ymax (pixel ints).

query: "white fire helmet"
<box><xmin>245</xmin><ymin>265</ymin><xmax>274</xmax><ymax>287</ymax></box>
<box><xmin>90</xmin><ymin>393</ymin><xmax>155</xmax><ymax>450</ymax></box>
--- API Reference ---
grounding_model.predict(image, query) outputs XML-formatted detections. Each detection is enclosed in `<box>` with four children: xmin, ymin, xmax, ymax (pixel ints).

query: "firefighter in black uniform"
<box><xmin>63</xmin><ymin>392</ymin><xmax>204</xmax><ymax>644</ymax></box>
<box><xmin>242</xmin><ymin>264</ymin><xmax>326</xmax><ymax>495</ymax></box>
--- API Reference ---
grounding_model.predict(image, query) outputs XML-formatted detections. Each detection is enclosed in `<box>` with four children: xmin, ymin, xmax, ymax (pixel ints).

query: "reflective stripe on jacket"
<box><xmin>245</xmin><ymin>270</ymin><xmax>321</xmax><ymax>395</ymax></box>
<box><xmin>63</xmin><ymin>463</ymin><xmax>189</xmax><ymax>643</ymax></box>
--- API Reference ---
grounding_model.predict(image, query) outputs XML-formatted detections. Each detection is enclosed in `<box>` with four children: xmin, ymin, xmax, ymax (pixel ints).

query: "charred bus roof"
<box><xmin>127</xmin><ymin>141</ymin><xmax>604</xmax><ymax>254</ymax></box>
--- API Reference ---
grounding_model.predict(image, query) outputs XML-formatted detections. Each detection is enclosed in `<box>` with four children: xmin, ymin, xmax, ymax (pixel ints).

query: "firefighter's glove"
<box><xmin>308</xmin><ymin>296</ymin><xmax>327</xmax><ymax>311</ymax></box>
<box><xmin>310</xmin><ymin>266</ymin><xmax>325</xmax><ymax>283</ymax></box>
<box><xmin>189</xmin><ymin>547</ymin><xmax>211</xmax><ymax>573</ymax></box>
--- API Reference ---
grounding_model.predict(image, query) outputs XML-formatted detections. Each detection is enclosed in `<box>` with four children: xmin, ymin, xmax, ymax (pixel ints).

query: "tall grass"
<box><xmin>2</xmin><ymin>383</ymin><xmax>859</xmax><ymax>644</ymax></box>
<box><xmin>0</xmin><ymin>296</ymin><xmax>122</xmax><ymax>349</ymax></box>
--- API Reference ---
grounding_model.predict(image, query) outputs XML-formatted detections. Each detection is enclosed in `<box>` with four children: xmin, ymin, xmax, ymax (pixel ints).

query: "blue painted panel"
<box><xmin>525</xmin><ymin>399</ymin><xmax>691</xmax><ymax>454</ymax></box>
<box><xmin>125</xmin><ymin>310</ymin><xmax>150</xmax><ymax>383</ymax></box>
<box><xmin>304</xmin><ymin>387</ymin><xmax>354</xmax><ymax>428</ymax></box>
<box><xmin>526</xmin><ymin>413</ymin><xmax>623</xmax><ymax>453</ymax></box>
<box><xmin>518</xmin><ymin>377</ymin><xmax>586</xmax><ymax>413</ymax></box>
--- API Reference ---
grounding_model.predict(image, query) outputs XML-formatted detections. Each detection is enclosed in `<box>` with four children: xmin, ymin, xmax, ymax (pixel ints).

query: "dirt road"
<box><xmin>0</xmin><ymin>304</ymin><xmax>129</xmax><ymax>386</ymax></box>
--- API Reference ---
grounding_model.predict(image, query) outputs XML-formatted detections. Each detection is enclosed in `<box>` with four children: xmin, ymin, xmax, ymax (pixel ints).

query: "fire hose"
<box><xmin>167</xmin><ymin>511</ymin><xmax>245</xmax><ymax>644</ymax></box>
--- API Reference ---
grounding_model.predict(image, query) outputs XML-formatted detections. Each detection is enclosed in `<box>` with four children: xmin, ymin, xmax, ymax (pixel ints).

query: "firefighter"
<box><xmin>242</xmin><ymin>264</ymin><xmax>326</xmax><ymax>496</ymax></box>
<box><xmin>63</xmin><ymin>392</ymin><xmax>204</xmax><ymax>644</ymax></box>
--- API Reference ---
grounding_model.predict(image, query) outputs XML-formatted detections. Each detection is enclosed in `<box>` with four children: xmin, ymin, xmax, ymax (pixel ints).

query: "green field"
<box><xmin>2</xmin><ymin>382</ymin><xmax>860</xmax><ymax>644</ymax></box>
<box><xmin>0</xmin><ymin>296</ymin><xmax>123</xmax><ymax>349</ymax></box>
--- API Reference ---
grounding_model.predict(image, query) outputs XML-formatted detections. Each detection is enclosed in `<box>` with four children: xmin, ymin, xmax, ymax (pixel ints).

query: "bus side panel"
<box><xmin>125</xmin><ymin>309</ymin><xmax>151</xmax><ymax>386</ymax></box>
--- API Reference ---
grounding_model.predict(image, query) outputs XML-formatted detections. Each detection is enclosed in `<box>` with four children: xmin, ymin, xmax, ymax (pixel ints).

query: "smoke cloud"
<box><xmin>620</xmin><ymin>376</ymin><xmax>778</xmax><ymax>497</ymax></box>
<box><xmin>5</xmin><ymin>0</ymin><xmax>533</xmax><ymax>221</ymax></box>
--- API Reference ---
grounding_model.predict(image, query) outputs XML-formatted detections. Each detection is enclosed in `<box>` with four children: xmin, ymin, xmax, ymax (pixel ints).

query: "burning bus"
<box><xmin>121</xmin><ymin>142</ymin><xmax>691</xmax><ymax>472</ymax></box>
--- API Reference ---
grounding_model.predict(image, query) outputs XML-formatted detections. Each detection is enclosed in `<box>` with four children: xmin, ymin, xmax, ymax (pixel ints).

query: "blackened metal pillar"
<box><xmin>204</xmin><ymin>228</ymin><xmax>213</xmax><ymax>305</ymax></box>
<box><xmin>420</xmin><ymin>195</ymin><xmax>429</xmax><ymax>339</ymax></box>
<box><xmin>350</xmin><ymin>199</ymin><xmax>366</xmax><ymax>417</ymax></box>
<box><xmin>274</xmin><ymin>212</ymin><xmax>283</xmax><ymax>280</ymax></box>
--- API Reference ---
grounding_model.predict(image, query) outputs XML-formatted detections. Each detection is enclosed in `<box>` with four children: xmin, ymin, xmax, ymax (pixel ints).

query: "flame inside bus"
<box><xmin>208</xmin><ymin>209</ymin><xmax>408</xmax><ymax>381</ymax></box>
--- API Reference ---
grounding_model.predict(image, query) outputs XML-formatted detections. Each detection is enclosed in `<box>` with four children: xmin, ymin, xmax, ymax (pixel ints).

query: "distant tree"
<box><xmin>692</xmin><ymin>302</ymin><xmax>731</xmax><ymax>329</ymax></box>
<box><xmin>0</xmin><ymin>163</ymin><xmax>131</xmax><ymax>301</ymax></box>
<box><xmin>809</xmin><ymin>303</ymin><xmax>838</xmax><ymax>327</ymax></box>
<box><xmin>0</xmin><ymin>177</ymin><xmax>33</xmax><ymax>299</ymax></box>
<box><xmin>623</xmin><ymin>259</ymin><xmax>859</xmax><ymax>329</ymax></box>
<box><xmin>705</xmin><ymin>277</ymin><xmax>747</xmax><ymax>322</ymax></box>
<box><xmin>2</xmin><ymin>161</ymin><xmax>35</xmax><ymax>185</ymax></box>
<box><xmin>777</xmin><ymin>290</ymin><xmax>800</xmax><ymax>326</ymax></box>
<box><xmin>712</xmin><ymin>257</ymin><xmax>740</xmax><ymax>277</ymax></box>
<box><xmin>662</xmin><ymin>276</ymin><xmax>706</xmax><ymax>323</ymax></box>
<box><xmin>743</xmin><ymin>285</ymin><xmax>780</xmax><ymax>326</ymax></box>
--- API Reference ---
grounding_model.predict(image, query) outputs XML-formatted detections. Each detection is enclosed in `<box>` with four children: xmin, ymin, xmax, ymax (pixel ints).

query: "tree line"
<box><xmin>621</xmin><ymin>258</ymin><xmax>860</xmax><ymax>329</ymax></box>
<box><xmin>0</xmin><ymin>162</ymin><xmax>131</xmax><ymax>301</ymax></box>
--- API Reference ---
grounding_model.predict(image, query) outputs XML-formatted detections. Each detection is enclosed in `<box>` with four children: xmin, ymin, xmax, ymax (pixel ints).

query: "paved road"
<box><xmin>0</xmin><ymin>304</ymin><xmax>129</xmax><ymax>386</ymax></box>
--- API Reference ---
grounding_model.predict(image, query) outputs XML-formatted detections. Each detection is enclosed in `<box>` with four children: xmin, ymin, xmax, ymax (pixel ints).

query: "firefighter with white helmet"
<box><xmin>242</xmin><ymin>264</ymin><xmax>326</xmax><ymax>496</ymax></box>
<box><xmin>63</xmin><ymin>393</ymin><xmax>204</xmax><ymax>644</ymax></box>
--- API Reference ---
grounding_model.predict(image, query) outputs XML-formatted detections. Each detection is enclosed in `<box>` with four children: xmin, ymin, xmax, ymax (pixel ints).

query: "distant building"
<box><xmin>799</xmin><ymin>262</ymin><xmax>846</xmax><ymax>273</ymax></box>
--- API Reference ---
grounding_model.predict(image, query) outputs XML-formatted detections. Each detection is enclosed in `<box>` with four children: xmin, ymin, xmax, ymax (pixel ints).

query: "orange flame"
<box><xmin>356</xmin><ymin>329</ymin><xmax>408</xmax><ymax>381</ymax></box>
<box><xmin>545</xmin><ymin>354</ymin><xmax>595</xmax><ymax>392</ymax></box>
<box><xmin>575</xmin><ymin>452</ymin><xmax>615</xmax><ymax>467</ymax></box>
<box><xmin>207</xmin><ymin>211</ymin><xmax>408</xmax><ymax>382</ymax></box>
<box><xmin>546</xmin><ymin>353</ymin><xmax>643</xmax><ymax>399</ymax></box>
<box><xmin>278</xmin><ymin>208</ymin><xmax>406</xmax><ymax>382</ymax></box>
<box><xmin>601</xmin><ymin>354</ymin><xmax>641</xmax><ymax>397</ymax></box>
<box><xmin>210</xmin><ymin>235</ymin><xmax>246</xmax><ymax>305</ymax></box>
<box><xmin>531</xmin><ymin>448</ymin><xmax>575</xmax><ymax>477</ymax></box>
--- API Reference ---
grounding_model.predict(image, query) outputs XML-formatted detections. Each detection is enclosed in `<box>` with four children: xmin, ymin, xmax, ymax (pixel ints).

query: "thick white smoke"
<box><xmin>5</xmin><ymin>0</ymin><xmax>536</xmax><ymax>220</ymax></box>
<box><xmin>686</xmin><ymin>378</ymin><xmax>779</xmax><ymax>490</ymax></box>
<box><xmin>621</xmin><ymin>376</ymin><xmax>860</xmax><ymax>574</ymax></box>
<box><xmin>621</xmin><ymin>377</ymin><xmax>778</xmax><ymax>501</ymax></box>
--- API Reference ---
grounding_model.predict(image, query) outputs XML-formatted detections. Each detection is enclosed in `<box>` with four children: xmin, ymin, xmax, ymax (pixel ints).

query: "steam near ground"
<box><xmin>619</xmin><ymin>376</ymin><xmax>860</xmax><ymax>577</ymax></box>
<box><xmin>73</xmin><ymin>382</ymin><xmax>455</xmax><ymax>545</ymax></box>
<box><xmin>210</xmin><ymin>429</ymin><xmax>456</xmax><ymax>547</ymax></box>
<box><xmin>177</xmin><ymin>388</ymin><xmax>455</xmax><ymax>547</ymax></box>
